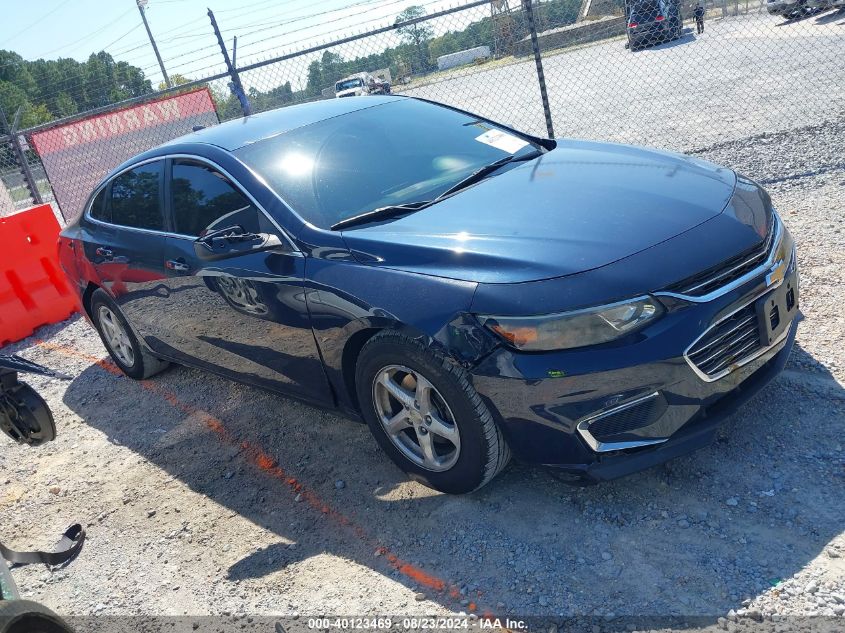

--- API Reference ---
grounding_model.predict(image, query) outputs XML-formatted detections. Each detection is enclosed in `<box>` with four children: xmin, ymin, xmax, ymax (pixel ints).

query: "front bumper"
<box><xmin>471</xmin><ymin>240</ymin><xmax>798</xmax><ymax>480</ymax></box>
<box><xmin>581</xmin><ymin>316</ymin><xmax>795</xmax><ymax>481</ymax></box>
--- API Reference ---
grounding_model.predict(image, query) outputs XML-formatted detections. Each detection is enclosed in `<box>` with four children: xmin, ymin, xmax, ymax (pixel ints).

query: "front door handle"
<box><xmin>95</xmin><ymin>247</ymin><xmax>113</xmax><ymax>259</ymax></box>
<box><xmin>165</xmin><ymin>259</ymin><xmax>190</xmax><ymax>273</ymax></box>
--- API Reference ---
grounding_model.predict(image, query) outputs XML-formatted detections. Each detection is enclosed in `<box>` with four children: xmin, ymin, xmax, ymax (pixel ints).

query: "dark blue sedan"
<box><xmin>58</xmin><ymin>96</ymin><xmax>798</xmax><ymax>493</ymax></box>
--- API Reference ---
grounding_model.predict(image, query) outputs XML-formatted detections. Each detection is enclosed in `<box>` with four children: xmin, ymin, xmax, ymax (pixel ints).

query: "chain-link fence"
<box><xmin>2</xmin><ymin>0</ymin><xmax>842</xmax><ymax>222</ymax></box>
<box><xmin>0</xmin><ymin>132</ymin><xmax>54</xmax><ymax>215</ymax></box>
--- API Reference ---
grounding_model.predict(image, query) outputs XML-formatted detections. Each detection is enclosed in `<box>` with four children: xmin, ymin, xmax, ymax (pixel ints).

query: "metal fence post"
<box><xmin>0</xmin><ymin>107</ymin><xmax>43</xmax><ymax>206</ymax></box>
<box><xmin>208</xmin><ymin>8</ymin><xmax>252</xmax><ymax>117</ymax></box>
<box><xmin>522</xmin><ymin>0</ymin><xmax>555</xmax><ymax>139</ymax></box>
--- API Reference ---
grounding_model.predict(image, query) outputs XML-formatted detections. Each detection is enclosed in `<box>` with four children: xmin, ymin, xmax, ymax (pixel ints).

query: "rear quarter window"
<box><xmin>89</xmin><ymin>187</ymin><xmax>109</xmax><ymax>222</ymax></box>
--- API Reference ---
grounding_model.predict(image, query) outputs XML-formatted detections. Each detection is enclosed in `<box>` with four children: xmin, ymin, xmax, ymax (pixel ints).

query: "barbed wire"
<box><xmin>232</xmin><ymin>0</ymin><xmax>460</xmax><ymax>64</ymax></box>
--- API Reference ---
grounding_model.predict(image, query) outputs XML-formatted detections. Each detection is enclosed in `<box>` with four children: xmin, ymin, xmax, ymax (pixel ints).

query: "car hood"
<box><xmin>340</xmin><ymin>139</ymin><xmax>737</xmax><ymax>283</ymax></box>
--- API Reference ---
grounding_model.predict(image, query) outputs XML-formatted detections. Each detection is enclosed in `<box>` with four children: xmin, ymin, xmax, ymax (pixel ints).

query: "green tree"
<box><xmin>158</xmin><ymin>74</ymin><xmax>193</xmax><ymax>91</ymax></box>
<box><xmin>0</xmin><ymin>81</ymin><xmax>51</xmax><ymax>127</ymax></box>
<box><xmin>306</xmin><ymin>59</ymin><xmax>323</xmax><ymax>95</ymax></box>
<box><xmin>0</xmin><ymin>49</ymin><xmax>152</xmax><ymax>126</ymax></box>
<box><xmin>395</xmin><ymin>6</ymin><xmax>433</xmax><ymax>73</ymax></box>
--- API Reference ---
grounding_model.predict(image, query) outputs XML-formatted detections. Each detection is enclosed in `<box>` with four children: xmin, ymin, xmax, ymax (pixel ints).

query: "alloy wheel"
<box><xmin>97</xmin><ymin>306</ymin><xmax>136</xmax><ymax>368</ymax></box>
<box><xmin>372</xmin><ymin>364</ymin><xmax>461</xmax><ymax>472</ymax></box>
<box><xmin>216</xmin><ymin>277</ymin><xmax>269</xmax><ymax>316</ymax></box>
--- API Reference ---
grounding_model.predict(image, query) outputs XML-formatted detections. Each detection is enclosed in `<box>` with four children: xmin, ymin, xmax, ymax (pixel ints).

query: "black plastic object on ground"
<box><xmin>0</xmin><ymin>354</ymin><xmax>69</xmax><ymax>446</ymax></box>
<box><xmin>1</xmin><ymin>354</ymin><xmax>79</xmax><ymax>633</ymax></box>
<box><xmin>0</xmin><ymin>600</ymin><xmax>75</xmax><ymax>633</ymax></box>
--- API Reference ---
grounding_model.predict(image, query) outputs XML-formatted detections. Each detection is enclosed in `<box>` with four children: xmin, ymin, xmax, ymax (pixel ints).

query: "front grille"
<box><xmin>586</xmin><ymin>394</ymin><xmax>668</xmax><ymax>441</ymax></box>
<box><xmin>687</xmin><ymin>304</ymin><xmax>762</xmax><ymax>378</ymax></box>
<box><xmin>666</xmin><ymin>220</ymin><xmax>776</xmax><ymax>297</ymax></box>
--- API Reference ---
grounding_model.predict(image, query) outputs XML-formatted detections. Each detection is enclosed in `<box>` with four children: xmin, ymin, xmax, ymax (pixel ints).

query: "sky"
<box><xmin>0</xmin><ymin>0</ymin><xmax>490</xmax><ymax>92</ymax></box>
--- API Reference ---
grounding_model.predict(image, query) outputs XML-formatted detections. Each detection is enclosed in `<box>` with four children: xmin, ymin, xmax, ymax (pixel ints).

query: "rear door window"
<box><xmin>108</xmin><ymin>162</ymin><xmax>164</xmax><ymax>231</ymax></box>
<box><xmin>170</xmin><ymin>159</ymin><xmax>268</xmax><ymax>237</ymax></box>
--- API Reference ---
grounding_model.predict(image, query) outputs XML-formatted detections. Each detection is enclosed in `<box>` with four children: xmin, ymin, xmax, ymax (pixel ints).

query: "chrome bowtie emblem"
<box><xmin>766</xmin><ymin>258</ymin><xmax>786</xmax><ymax>287</ymax></box>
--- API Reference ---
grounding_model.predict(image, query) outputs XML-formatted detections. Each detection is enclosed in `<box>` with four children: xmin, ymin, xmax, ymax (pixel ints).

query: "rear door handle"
<box><xmin>165</xmin><ymin>259</ymin><xmax>190</xmax><ymax>273</ymax></box>
<box><xmin>95</xmin><ymin>247</ymin><xmax>113</xmax><ymax>259</ymax></box>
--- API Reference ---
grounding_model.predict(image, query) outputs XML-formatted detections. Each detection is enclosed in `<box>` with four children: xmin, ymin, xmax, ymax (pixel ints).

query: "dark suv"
<box><xmin>627</xmin><ymin>0</ymin><xmax>684</xmax><ymax>49</ymax></box>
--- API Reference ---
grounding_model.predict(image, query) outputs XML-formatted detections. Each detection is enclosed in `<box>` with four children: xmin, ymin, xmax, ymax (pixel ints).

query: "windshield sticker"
<box><xmin>475</xmin><ymin>129</ymin><xmax>529</xmax><ymax>154</ymax></box>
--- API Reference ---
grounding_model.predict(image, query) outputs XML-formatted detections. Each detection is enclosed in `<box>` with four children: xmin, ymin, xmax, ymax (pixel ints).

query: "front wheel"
<box><xmin>356</xmin><ymin>331</ymin><xmax>510</xmax><ymax>494</ymax></box>
<box><xmin>90</xmin><ymin>289</ymin><xmax>169</xmax><ymax>380</ymax></box>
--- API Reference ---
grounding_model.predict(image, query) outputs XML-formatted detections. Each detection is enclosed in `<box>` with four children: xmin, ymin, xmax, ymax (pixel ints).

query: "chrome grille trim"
<box><xmin>684</xmin><ymin>282</ymin><xmax>790</xmax><ymax>383</ymax></box>
<box><xmin>656</xmin><ymin>216</ymin><xmax>782</xmax><ymax>304</ymax></box>
<box><xmin>671</xmin><ymin>219</ymin><xmax>775</xmax><ymax>296</ymax></box>
<box><xmin>577</xmin><ymin>392</ymin><xmax>667</xmax><ymax>453</ymax></box>
<box><xmin>689</xmin><ymin>314</ymin><xmax>756</xmax><ymax>358</ymax></box>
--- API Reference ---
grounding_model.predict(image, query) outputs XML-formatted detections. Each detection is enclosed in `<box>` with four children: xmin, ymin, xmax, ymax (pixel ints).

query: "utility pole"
<box><xmin>208</xmin><ymin>8</ymin><xmax>252</xmax><ymax>116</ymax></box>
<box><xmin>136</xmin><ymin>0</ymin><xmax>171</xmax><ymax>89</ymax></box>
<box><xmin>522</xmin><ymin>0</ymin><xmax>554</xmax><ymax>138</ymax></box>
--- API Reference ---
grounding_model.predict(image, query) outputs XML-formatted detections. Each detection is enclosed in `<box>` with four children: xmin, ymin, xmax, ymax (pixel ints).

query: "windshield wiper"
<box><xmin>331</xmin><ymin>200</ymin><xmax>433</xmax><ymax>231</ymax></box>
<box><xmin>330</xmin><ymin>150</ymin><xmax>544</xmax><ymax>231</ymax></box>
<box><xmin>433</xmin><ymin>150</ymin><xmax>544</xmax><ymax>201</ymax></box>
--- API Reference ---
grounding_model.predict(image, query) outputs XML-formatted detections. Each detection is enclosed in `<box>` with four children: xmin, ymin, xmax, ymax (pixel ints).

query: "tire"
<box><xmin>90</xmin><ymin>289</ymin><xmax>169</xmax><ymax>380</ymax></box>
<box><xmin>0</xmin><ymin>382</ymin><xmax>56</xmax><ymax>446</ymax></box>
<box><xmin>0</xmin><ymin>600</ymin><xmax>75</xmax><ymax>633</ymax></box>
<box><xmin>355</xmin><ymin>331</ymin><xmax>510</xmax><ymax>494</ymax></box>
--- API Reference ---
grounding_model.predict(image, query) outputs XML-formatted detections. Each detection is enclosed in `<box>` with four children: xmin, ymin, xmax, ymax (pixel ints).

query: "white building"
<box><xmin>436</xmin><ymin>46</ymin><xmax>491</xmax><ymax>71</ymax></box>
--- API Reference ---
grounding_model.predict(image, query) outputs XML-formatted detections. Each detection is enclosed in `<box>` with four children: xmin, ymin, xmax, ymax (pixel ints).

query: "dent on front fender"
<box><xmin>303</xmin><ymin>257</ymin><xmax>497</xmax><ymax>411</ymax></box>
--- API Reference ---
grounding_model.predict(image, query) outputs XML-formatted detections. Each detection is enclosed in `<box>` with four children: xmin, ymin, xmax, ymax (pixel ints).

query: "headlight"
<box><xmin>772</xmin><ymin>212</ymin><xmax>795</xmax><ymax>272</ymax></box>
<box><xmin>479</xmin><ymin>296</ymin><xmax>664</xmax><ymax>352</ymax></box>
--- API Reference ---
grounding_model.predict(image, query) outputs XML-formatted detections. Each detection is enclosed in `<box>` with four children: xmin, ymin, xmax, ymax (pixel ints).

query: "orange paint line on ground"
<box><xmin>35</xmin><ymin>340</ymin><xmax>479</xmax><ymax>609</ymax></box>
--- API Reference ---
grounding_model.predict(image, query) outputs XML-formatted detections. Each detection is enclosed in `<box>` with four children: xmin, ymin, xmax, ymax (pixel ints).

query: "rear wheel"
<box><xmin>91</xmin><ymin>289</ymin><xmax>169</xmax><ymax>380</ymax></box>
<box><xmin>356</xmin><ymin>331</ymin><xmax>510</xmax><ymax>494</ymax></box>
<box><xmin>0</xmin><ymin>600</ymin><xmax>75</xmax><ymax>633</ymax></box>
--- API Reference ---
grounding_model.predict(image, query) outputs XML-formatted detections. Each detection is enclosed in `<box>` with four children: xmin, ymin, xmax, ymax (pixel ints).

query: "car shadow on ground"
<box><xmin>775</xmin><ymin>7</ymin><xmax>829</xmax><ymax>25</ymax></box>
<box><xmin>813</xmin><ymin>7</ymin><xmax>845</xmax><ymax>23</ymax></box>
<box><xmin>61</xmin><ymin>340</ymin><xmax>843</xmax><ymax>619</ymax></box>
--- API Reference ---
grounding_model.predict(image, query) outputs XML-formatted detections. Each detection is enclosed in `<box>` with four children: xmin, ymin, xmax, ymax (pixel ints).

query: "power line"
<box><xmin>140</xmin><ymin>0</ymin><xmax>370</xmax><ymax>49</ymax></box>
<box><xmin>233</xmin><ymin>0</ymin><xmax>445</xmax><ymax>61</ymax></box>
<box><xmin>102</xmin><ymin>23</ymin><xmax>145</xmax><ymax>52</ymax></box>
<box><xmin>3</xmin><ymin>0</ymin><xmax>75</xmax><ymax>45</ymax></box>
<box><xmin>133</xmin><ymin>1</ymin><xmax>379</xmax><ymax>72</ymax></box>
<box><xmin>233</xmin><ymin>0</ymin><xmax>436</xmax><ymax>50</ymax></box>
<box><xmin>176</xmin><ymin>0</ymin><xmax>449</xmax><ymax>80</ymax></box>
<box><xmin>34</xmin><ymin>7</ymin><xmax>137</xmax><ymax>59</ymax></box>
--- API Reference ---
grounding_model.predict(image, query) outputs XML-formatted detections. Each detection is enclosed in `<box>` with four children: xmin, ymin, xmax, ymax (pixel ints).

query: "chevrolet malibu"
<box><xmin>58</xmin><ymin>96</ymin><xmax>798</xmax><ymax>494</ymax></box>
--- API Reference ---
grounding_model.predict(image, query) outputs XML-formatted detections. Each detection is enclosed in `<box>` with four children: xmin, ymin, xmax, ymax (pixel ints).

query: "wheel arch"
<box><xmin>81</xmin><ymin>281</ymin><xmax>101</xmax><ymax>320</ymax></box>
<box><xmin>336</xmin><ymin>319</ymin><xmax>449</xmax><ymax>416</ymax></box>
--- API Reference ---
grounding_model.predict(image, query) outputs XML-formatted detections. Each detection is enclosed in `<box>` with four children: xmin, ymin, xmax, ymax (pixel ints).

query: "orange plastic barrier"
<box><xmin>0</xmin><ymin>204</ymin><xmax>78</xmax><ymax>346</ymax></box>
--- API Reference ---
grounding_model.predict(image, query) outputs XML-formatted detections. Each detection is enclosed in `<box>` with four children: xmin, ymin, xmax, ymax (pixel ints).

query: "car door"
<box><xmin>81</xmin><ymin>159</ymin><xmax>170</xmax><ymax>344</ymax></box>
<box><xmin>157</xmin><ymin>156</ymin><xmax>331</xmax><ymax>404</ymax></box>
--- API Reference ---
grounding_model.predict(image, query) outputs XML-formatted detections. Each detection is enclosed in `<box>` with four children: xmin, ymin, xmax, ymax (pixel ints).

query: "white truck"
<box><xmin>334</xmin><ymin>72</ymin><xmax>391</xmax><ymax>98</ymax></box>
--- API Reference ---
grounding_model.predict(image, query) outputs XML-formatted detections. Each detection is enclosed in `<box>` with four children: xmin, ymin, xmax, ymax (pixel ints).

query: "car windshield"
<box><xmin>234</xmin><ymin>99</ymin><xmax>543</xmax><ymax>229</ymax></box>
<box><xmin>336</xmin><ymin>78</ymin><xmax>363</xmax><ymax>90</ymax></box>
<box><xmin>630</xmin><ymin>0</ymin><xmax>661</xmax><ymax>20</ymax></box>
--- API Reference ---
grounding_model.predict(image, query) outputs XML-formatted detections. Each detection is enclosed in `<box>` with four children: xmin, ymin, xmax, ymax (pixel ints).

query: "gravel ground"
<box><xmin>1</xmin><ymin>20</ymin><xmax>844</xmax><ymax>632</ymax></box>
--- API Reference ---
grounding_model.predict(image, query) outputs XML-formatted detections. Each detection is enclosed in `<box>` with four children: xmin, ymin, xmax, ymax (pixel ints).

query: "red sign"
<box><xmin>31</xmin><ymin>87</ymin><xmax>219</xmax><ymax>221</ymax></box>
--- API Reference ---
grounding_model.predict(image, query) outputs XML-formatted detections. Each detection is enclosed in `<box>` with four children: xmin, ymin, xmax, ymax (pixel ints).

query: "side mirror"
<box><xmin>194</xmin><ymin>232</ymin><xmax>284</xmax><ymax>261</ymax></box>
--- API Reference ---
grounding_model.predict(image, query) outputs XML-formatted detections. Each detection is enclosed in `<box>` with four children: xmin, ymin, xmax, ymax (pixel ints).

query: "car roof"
<box><xmin>164</xmin><ymin>94</ymin><xmax>403</xmax><ymax>151</ymax></box>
